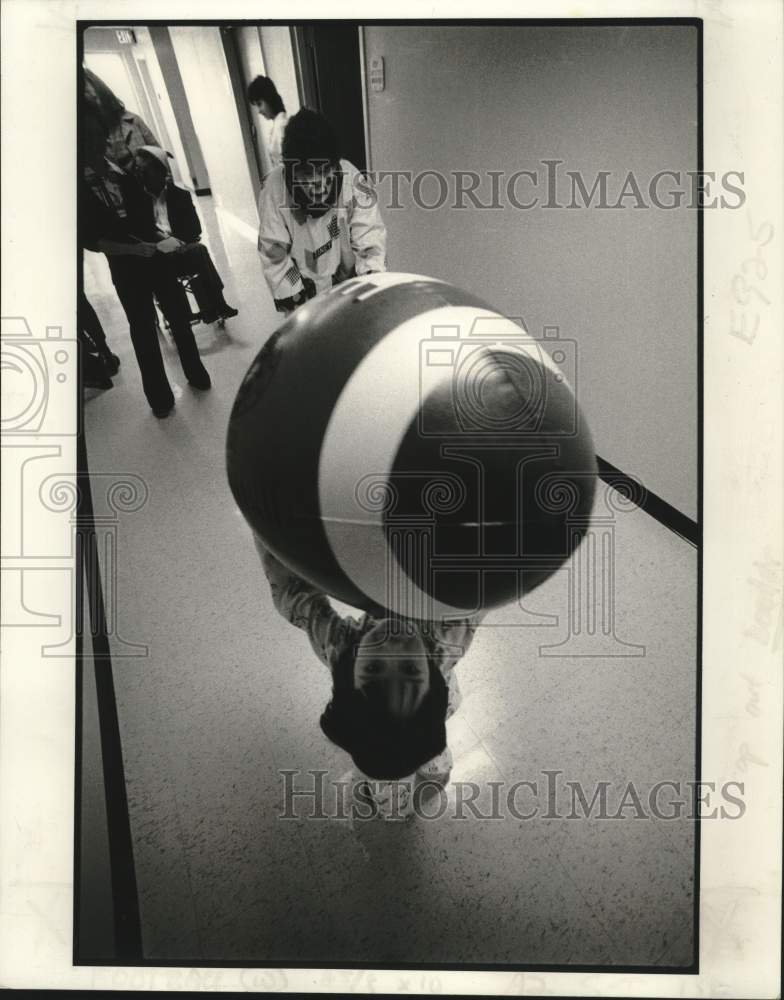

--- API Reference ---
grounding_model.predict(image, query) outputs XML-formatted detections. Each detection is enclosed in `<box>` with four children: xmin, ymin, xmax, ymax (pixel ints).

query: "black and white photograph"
<box><xmin>0</xmin><ymin>2</ymin><xmax>781</xmax><ymax>996</ymax></box>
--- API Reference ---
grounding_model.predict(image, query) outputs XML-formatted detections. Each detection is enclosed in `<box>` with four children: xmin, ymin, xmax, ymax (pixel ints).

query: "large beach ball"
<box><xmin>227</xmin><ymin>273</ymin><xmax>597</xmax><ymax>621</ymax></box>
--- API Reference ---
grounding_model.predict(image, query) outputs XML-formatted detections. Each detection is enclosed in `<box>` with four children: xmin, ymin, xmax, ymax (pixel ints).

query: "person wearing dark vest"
<box><xmin>133</xmin><ymin>145</ymin><xmax>238</xmax><ymax>325</ymax></box>
<box><xmin>80</xmin><ymin>112</ymin><xmax>211</xmax><ymax>417</ymax></box>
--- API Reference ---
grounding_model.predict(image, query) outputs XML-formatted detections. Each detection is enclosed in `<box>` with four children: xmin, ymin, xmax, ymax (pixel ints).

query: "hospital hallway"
<box><xmin>79</xmin><ymin>191</ymin><xmax>698</xmax><ymax>968</ymax></box>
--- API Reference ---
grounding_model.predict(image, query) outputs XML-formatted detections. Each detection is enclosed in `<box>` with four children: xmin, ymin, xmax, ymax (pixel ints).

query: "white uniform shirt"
<box><xmin>257</xmin><ymin>158</ymin><xmax>387</xmax><ymax>303</ymax></box>
<box><xmin>267</xmin><ymin>111</ymin><xmax>288</xmax><ymax>168</ymax></box>
<box><xmin>152</xmin><ymin>190</ymin><xmax>172</xmax><ymax>237</ymax></box>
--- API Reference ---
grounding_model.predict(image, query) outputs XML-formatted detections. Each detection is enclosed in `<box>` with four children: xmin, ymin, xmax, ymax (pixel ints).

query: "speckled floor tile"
<box><xmin>545</xmin><ymin>815</ymin><xmax>695</xmax><ymax>966</ymax></box>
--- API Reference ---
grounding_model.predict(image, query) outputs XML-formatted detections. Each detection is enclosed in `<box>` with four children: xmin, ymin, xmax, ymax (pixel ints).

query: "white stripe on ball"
<box><xmin>318</xmin><ymin>304</ymin><xmax>550</xmax><ymax>620</ymax></box>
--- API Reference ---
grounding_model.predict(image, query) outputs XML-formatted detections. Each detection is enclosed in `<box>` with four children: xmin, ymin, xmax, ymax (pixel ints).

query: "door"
<box><xmin>293</xmin><ymin>25</ymin><xmax>367</xmax><ymax>171</ymax></box>
<box><xmin>85</xmin><ymin>40</ymin><xmax>189</xmax><ymax>188</ymax></box>
<box><xmin>234</xmin><ymin>26</ymin><xmax>272</xmax><ymax>185</ymax></box>
<box><xmin>84</xmin><ymin>51</ymin><xmax>147</xmax><ymax>120</ymax></box>
<box><xmin>134</xmin><ymin>56</ymin><xmax>183</xmax><ymax>183</ymax></box>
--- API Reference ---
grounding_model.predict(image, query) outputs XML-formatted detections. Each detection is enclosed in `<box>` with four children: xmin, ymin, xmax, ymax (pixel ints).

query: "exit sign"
<box><xmin>115</xmin><ymin>29</ymin><xmax>136</xmax><ymax>45</ymax></box>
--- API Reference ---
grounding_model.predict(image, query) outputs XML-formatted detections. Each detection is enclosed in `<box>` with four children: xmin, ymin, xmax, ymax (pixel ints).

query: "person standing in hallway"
<box><xmin>134</xmin><ymin>145</ymin><xmax>239</xmax><ymax>325</ymax></box>
<box><xmin>247</xmin><ymin>75</ymin><xmax>288</xmax><ymax>171</ymax></box>
<box><xmin>83</xmin><ymin>67</ymin><xmax>162</xmax><ymax>173</ymax></box>
<box><xmin>81</xmin><ymin>112</ymin><xmax>211</xmax><ymax>417</ymax></box>
<box><xmin>257</xmin><ymin>109</ymin><xmax>387</xmax><ymax>315</ymax></box>
<box><xmin>82</xmin><ymin>67</ymin><xmax>164</xmax><ymax>372</ymax></box>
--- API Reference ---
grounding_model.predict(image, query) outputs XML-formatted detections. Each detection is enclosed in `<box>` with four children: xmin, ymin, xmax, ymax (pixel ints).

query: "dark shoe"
<box><xmin>152</xmin><ymin>401</ymin><xmax>175</xmax><ymax>418</ymax></box>
<box><xmin>150</xmin><ymin>388</ymin><xmax>175</xmax><ymax>418</ymax></box>
<box><xmin>85</xmin><ymin>372</ymin><xmax>113</xmax><ymax>390</ymax></box>
<box><xmin>199</xmin><ymin>310</ymin><xmax>219</xmax><ymax>325</ymax></box>
<box><xmin>219</xmin><ymin>304</ymin><xmax>239</xmax><ymax>320</ymax></box>
<box><xmin>99</xmin><ymin>347</ymin><xmax>121</xmax><ymax>376</ymax></box>
<box><xmin>84</xmin><ymin>354</ymin><xmax>113</xmax><ymax>390</ymax></box>
<box><xmin>186</xmin><ymin>365</ymin><xmax>211</xmax><ymax>390</ymax></box>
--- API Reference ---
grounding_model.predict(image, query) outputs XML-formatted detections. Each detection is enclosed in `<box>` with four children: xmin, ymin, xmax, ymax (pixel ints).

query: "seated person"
<box><xmin>257</xmin><ymin>109</ymin><xmax>387</xmax><ymax>315</ymax></box>
<box><xmin>134</xmin><ymin>145</ymin><xmax>238</xmax><ymax>324</ymax></box>
<box><xmin>255</xmin><ymin>537</ymin><xmax>483</xmax><ymax>816</ymax></box>
<box><xmin>81</xmin><ymin>111</ymin><xmax>210</xmax><ymax>417</ymax></box>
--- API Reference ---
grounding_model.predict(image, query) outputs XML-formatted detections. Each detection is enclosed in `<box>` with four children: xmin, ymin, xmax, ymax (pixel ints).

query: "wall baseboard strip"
<box><xmin>596</xmin><ymin>456</ymin><xmax>698</xmax><ymax>547</ymax></box>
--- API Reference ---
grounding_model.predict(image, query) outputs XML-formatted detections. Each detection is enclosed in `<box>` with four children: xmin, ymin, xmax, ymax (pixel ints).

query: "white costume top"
<box><xmin>257</xmin><ymin>158</ymin><xmax>387</xmax><ymax>303</ymax></box>
<box><xmin>267</xmin><ymin>111</ymin><xmax>288</xmax><ymax>168</ymax></box>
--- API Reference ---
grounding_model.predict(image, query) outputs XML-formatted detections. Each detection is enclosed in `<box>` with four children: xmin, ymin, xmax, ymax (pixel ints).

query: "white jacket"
<box><xmin>267</xmin><ymin>112</ymin><xmax>288</xmax><ymax>168</ymax></box>
<box><xmin>257</xmin><ymin>158</ymin><xmax>387</xmax><ymax>303</ymax></box>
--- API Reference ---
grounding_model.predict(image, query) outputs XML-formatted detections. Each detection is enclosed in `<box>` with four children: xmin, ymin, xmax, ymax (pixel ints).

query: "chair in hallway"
<box><xmin>154</xmin><ymin>272</ymin><xmax>229</xmax><ymax>342</ymax></box>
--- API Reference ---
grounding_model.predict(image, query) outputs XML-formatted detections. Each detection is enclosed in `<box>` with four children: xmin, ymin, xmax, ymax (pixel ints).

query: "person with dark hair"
<box><xmin>83</xmin><ymin>67</ymin><xmax>161</xmax><ymax>173</ymax></box>
<box><xmin>247</xmin><ymin>75</ymin><xmax>288</xmax><ymax>168</ymax></box>
<box><xmin>81</xmin><ymin>112</ymin><xmax>211</xmax><ymax>417</ymax></box>
<box><xmin>257</xmin><ymin>108</ymin><xmax>386</xmax><ymax>315</ymax></box>
<box><xmin>254</xmin><ymin>537</ymin><xmax>482</xmax><ymax>817</ymax></box>
<box><xmin>134</xmin><ymin>145</ymin><xmax>238</xmax><ymax>324</ymax></box>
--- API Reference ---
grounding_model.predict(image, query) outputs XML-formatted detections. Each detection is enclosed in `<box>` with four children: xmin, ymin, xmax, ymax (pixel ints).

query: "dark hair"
<box><xmin>82</xmin><ymin>109</ymin><xmax>110</xmax><ymax>164</ymax></box>
<box><xmin>282</xmin><ymin>108</ymin><xmax>340</xmax><ymax>170</ymax></box>
<box><xmin>246</xmin><ymin>75</ymin><xmax>285</xmax><ymax>115</ymax></box>
<box><xmin>320</xmin><ymin>644</ymin><xmax>449</xmax><ymax>780</ymax></box>
<box><xmin>83</xmin><ymin>67</ymin><xmax>125</xmax><ymax>128</ymax></box>
<box><xmin>83</xmin><ymin>108</ymin><xmax>109</xmax><ymax>142</ymax></box>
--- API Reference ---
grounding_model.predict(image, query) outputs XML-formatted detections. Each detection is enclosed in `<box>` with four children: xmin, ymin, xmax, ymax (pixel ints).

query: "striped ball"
<box><xmin>227</xmin><ymin>273</ymin><xmax>597</xmax><ymax>621</ymax></box>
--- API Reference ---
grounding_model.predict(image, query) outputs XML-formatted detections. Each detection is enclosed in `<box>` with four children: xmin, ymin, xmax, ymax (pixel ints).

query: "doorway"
<box><xmin>293</xmin><ymin>24</ymin><xmax>367</xmax><ymax>170</ymax></box>
<box><xmin>83</xmin><ymin>33</ymin><xmax>191</xmax><ymax>189</ymax></box>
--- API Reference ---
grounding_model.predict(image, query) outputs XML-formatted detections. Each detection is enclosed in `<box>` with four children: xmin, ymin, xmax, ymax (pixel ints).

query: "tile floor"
<box><xmin>81</xmin><ymin>197</ymin><xmax>697</xmax><ymax>967</ymax></box>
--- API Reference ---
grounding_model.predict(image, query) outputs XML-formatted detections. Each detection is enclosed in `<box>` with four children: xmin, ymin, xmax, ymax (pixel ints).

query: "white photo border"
<box><xmin>0</xmin><ymin>0</ymin><xmax>781</xmax><ymax>995</ymax></box>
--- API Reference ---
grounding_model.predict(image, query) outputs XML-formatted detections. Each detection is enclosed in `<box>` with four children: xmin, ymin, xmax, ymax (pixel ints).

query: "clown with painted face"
<box><xmin>257</xmin><ymin>109</ymin><xmax>387</xmax><ymax>314</ymax></box>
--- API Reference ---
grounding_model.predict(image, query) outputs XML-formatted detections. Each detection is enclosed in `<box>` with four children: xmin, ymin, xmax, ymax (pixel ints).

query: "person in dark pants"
<box><xmin>134</xmin><ymin>145</ymin><xmax>238</xmax><ymax>325</ymax></box>
<box><xmin>79</xmin><ymin>292</ymin><xmax>120</xmax><ymax>374</ymax></box>
<box><xmin>81</xmin><ymin>114</ymin><xmax>211</xmax><ymax>417</ymax></box>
